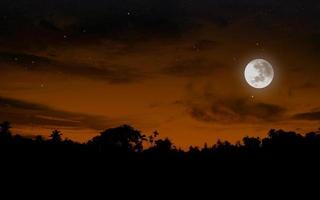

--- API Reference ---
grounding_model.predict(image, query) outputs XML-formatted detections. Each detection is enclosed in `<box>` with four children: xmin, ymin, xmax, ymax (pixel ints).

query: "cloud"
<box><xmin>0</xmin><ymin>0</ymin><xmax>292</xmax><ymax>45</ymax></box>
<box><xmin>0</xmin><ymin>96</ymin><xmax>112</xmax><ymax>130</ymax></box>
<box><xmin>0</xmin><ymin>0</ymin><xmax>191</xmax><ymax>45</ymax></box>
<box><xmin>186</xmin><ymin>97</ymin><xmax>286</xmax><ymax>124</ymax></box>
<box><xmin>0</xmin><ymin>52</ymin><xmax>144</xmax><ymax>84</ymax></box>
<box><xmin>162</xmin><ymin>58</ymin><xmax>224</xmax><ymax>77</ymax></box>
<box><xmin>292</xmin><ymin>111</ymin><xmax>320</xmax><ymax>121</ymax></box>
<box><xmin>1</xmin><ymin>0</ymin><xmax>319</xmax><ymax>54</ymax></box>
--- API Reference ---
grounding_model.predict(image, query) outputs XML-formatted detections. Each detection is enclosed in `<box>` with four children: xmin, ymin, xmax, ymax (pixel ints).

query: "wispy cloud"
<box><xmin>292</xmin><ymin>111</ymin><xmax>320</xmax><ymax>121</ymax></box>
<box><xmin>0</xmin><ymin>96</ymin><xmax>113</xmax><ymax>130</ymax></box>
<box><xmin>186</xmin><ymin>98</ymin><xmax>286</xmax><ymax>124</ymax></box>
<box><xmin>0</xmin><ymin>52</ymin><xmax>144</xmax><ymax>84</ymax></box>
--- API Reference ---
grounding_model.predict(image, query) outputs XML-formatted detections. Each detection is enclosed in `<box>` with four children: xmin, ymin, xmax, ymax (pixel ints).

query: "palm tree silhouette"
<box><xmin>50</xmin><ymin>129</ymin><xmax>62</xmax><ymax>143</ymax></box>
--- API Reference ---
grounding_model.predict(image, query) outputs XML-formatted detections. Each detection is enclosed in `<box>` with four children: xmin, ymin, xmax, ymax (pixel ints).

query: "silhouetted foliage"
<box><xmin>1</xmin><ymin>121</ymin><xmax>320</xmax><ymax>167</ymax></box>
<box><xmin>50</xmin><ymin>129</ymin><xmax>63</xmax><ymax>143</ymax></box>
<box><xmin>88</xmin><ymin>125</ymin><xmax>146</xmax><ymax>154</ymax></box>
<box><xmin>0</xmin><ymin>121</ymin><xmax>12</xmax><ymax>142</ymax></box>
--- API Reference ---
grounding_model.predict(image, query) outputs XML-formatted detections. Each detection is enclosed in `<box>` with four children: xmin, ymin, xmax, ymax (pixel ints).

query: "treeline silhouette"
<box><xmin>2</xmin><ymin>120</ymin><xmax>320</xmax><ymax>193</ymax></box>
<box><xmin>1</xmin><ymin>120</ymin><xmax>320</xmax><ymax>164</ymax></box>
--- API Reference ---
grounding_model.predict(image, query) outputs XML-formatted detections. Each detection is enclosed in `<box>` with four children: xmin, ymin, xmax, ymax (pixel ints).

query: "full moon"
<box><xmin>244</xmin><ymin>59</ymin><xmax>274</xmax><ymax>89</ymax></box>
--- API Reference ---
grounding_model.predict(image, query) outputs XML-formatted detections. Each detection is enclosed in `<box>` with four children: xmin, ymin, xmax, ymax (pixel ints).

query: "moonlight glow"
<box><xmin>244</xmin><ymin>59</ymin><xmax>274</xmax><ymax>89</ymax></box>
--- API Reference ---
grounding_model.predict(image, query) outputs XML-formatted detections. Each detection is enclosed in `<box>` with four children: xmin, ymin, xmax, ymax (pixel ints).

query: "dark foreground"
<box><xmin>1</xmin><ymin>121</ymin><xmax>320</xmax><ymax>195</ymax></box>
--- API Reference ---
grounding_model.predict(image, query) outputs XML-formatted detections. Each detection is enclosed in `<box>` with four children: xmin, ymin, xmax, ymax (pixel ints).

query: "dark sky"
<box><xmin>1</xmin><ymin>0</ymin><xmax>320</xmax><ymax>148</ymax></box>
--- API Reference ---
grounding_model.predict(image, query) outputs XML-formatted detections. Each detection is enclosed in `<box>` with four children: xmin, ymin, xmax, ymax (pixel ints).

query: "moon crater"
<box><xmin>244</xmin><ymin>59</ymin><xmax>274</xmax><ymax>89</ymax></box>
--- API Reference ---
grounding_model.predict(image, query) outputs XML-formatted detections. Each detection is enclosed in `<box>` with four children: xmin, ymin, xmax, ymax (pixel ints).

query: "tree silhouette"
<box><xmin>0</xmin><ymin>121</ymin><xmax>320</xmax><ymax>168</ymax></box>
<box><xmin>154</xmin><ymin>138</ymin><xmax>174</xmax><ymax>152</ymax></box>
<box><xmin>88</xmin><ymin>125</ymin><xmax>146</xmax><ymax>153</ymax></box>
<box><xmin>243</xmin><ymin>136</ymin><xmax>261</xmax><ymax>150</ymax></box>
<box><xmin>148</xmin><ymin>131</ymin><xmax>159</xmax><ymax>146</ymax></box>
<box><xmin>0</xmin><ymin>121</ymin><xmax>12</xmax><ymax>143</ymax></box>
<box><xmin>50</xmin><ymin>129</ymin><xmax>62</xmax><ymax>143</ymax></box>
<box><xmin>35</xmin><ymin>135</ymin><xmax>45</xmax><ymax>144</ymax></box>
<box><xmin>0</xmin><ymin>121</ymin><xmax>12</xmax><ymax>137</ymax></box>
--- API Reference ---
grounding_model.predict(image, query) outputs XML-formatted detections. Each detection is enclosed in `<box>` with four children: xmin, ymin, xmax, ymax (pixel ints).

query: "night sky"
<box><xmin>1</xmin><ymin>0</ymin><xmax>320</xmax><ymax>148</ymax></box>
